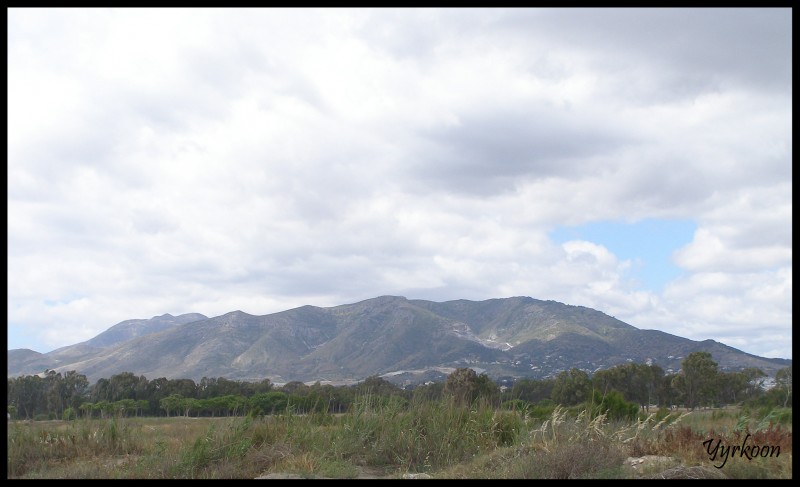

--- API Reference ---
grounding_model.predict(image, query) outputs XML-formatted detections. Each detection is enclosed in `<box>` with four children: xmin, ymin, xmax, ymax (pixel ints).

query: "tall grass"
<box><xmin>7</xmin><ymin>417</ymin><xmax>146</xmax><ymax>478</ymax></box>
<box><xmin>327</xmin><ymin>394</ymin><xmax>527</xmax><ymax>471</ymax></box>
<box><xmin>7</xmin><ymin>402</ymin><xmax>792</xmax><ymax>479</ymax></box>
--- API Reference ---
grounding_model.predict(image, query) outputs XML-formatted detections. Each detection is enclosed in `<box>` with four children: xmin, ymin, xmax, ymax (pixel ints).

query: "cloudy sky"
<box><xmin>8</xmin><ymin>8</ymin><xmax>792</xmax><ymax>360</ymax></box>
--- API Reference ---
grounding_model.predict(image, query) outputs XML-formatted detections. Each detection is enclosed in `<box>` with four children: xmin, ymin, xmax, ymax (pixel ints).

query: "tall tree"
<box><xmin>677</xmin><ymin>352</ymin><xmax>719</xmax><ymax>409</ymax></box>
<box><xmin>43</xmin><ymin>370</ymin><xmax>66</xmax><ymax>418</ymax></box>
<box><xmin>473</xmin><ymin>373</ymin><xmax>501</xmax><ymax>406</ymax></box>
<box><xmin>717</xmin><ymin>371</ymin><xmax>748</xmax><ymax>405</ymax></box>
<box><xmin>167</xmin><ymin>378</ymin><xmax>198</xmax><ymax>398</ymax></box>
<box><xmin>280</xmin><ymin>381</ymin><xmax>310</xmax><ymax>396</ymax></box>
<box><xmin>159</xmin><ymin>394</ymin><xmax>183</xmax><ymax>417</ymax></box>
<box><xmin>551</xmin><ymin>368</ymin><xmax>592</xmax><ymax>406</ymax></box>
<box><xmin>741</xmin><ymin>368</ymin><xmax>767</xmax><ymax>400</ymax></box>
<box><xmin>356</xmin><ymin>375</ymin><xmax>402</xmax><ymax>396</ymax></box>
<box><xmin>62</xmin><ymin>370</ymin><xmax>89</xmax><ymax>412</ymax></box>
<box><xmin>8</xmin><ymin>375</ymin><xmax>45</xmax><ymax>419</ymax></box>
<box><xmin>108</xmin><ymin>372</ymin><xmax>141</xmax><ymax>402</ymax></box>
<box><xmin>444</xmin><ymin>367</ymin><xmax>497</xmax><ymax>406</ymax></box>
<box><xmin>90</xmin><ymin>378</ymin><xmax>112</xmax><ymax>403</ymax></box>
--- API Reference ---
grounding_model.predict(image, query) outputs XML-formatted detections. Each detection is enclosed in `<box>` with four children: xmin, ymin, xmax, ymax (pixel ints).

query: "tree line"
<box><xmin>7</xmin><ymin>352</ymin><xmax>792</xmax><ymax>421</ymax></box>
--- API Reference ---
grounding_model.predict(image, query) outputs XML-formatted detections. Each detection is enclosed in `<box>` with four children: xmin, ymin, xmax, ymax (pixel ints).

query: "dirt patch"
<box><xmin>256</xmin><ymin>466</ymin><xmax>396</xmax><ymax>479</ymax></box>
<box><xmin>623</xmin><ymin>456</ymin><xmax>727</xmax><ymax>479</ymax></box>
<box><xmin>644</xmin><ymin>465</ymin><xmax>728</xmax><ymax>479</ymax></box>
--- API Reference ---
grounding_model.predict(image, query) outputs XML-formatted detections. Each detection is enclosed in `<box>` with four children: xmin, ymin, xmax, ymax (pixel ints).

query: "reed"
<box><xmin>6</xmin><ymin>402</ymin><xmax>791</xmax><ymax>478</ymax></box>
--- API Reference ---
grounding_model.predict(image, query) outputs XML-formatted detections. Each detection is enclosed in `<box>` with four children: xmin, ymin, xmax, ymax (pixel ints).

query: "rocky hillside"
<box><xmin>7</xmin><ymin>296</ymin><xmax>790</xmax><ymax>384</ymax></box>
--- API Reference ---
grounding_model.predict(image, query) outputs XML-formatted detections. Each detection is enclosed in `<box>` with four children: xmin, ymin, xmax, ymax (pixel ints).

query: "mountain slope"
<box><xmin>7</xmin><ymin>296</ymin><xmax>790</xmax><ymax>384</ymax></box>
<box><xmin>85</xmin><ymin>312</ymin><xmax>208</xmax><ymax>348</ymax></box>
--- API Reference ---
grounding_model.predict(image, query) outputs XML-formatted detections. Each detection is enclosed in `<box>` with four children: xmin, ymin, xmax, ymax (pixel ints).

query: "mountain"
<box><xmin>84</xmin><ymin>313</ymin><xmax>209</xmax><ymax>348</ymax></box>
<box><xmin>6</xmin><ymin>313</ymin><xmax>207</xmax><ymax>378</ymax></box>
<box><xmin>6</xmin><ymin>296</ymin><xmax>790</xmax><ymax>385</ymax></box>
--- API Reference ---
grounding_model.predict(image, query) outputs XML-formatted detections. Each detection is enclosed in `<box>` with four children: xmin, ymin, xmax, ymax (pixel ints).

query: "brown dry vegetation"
<box><xmin>7</xmin><ymin>402</ymin><xmax>792</xmax><ymax>479</ymax></box>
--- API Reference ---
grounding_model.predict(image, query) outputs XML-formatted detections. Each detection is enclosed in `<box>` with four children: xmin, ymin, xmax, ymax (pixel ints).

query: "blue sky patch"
<box><xmin>550</xmin><ymin>219</ymin><xmax>696</xmax><ymax>292</ymax></box>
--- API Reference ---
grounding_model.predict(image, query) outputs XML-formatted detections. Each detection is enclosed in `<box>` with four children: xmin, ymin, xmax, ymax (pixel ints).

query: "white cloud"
<box><xmin>8</xmin><ymin>8</ymin><xmax>791</xmax><ymax>361</ymax></box>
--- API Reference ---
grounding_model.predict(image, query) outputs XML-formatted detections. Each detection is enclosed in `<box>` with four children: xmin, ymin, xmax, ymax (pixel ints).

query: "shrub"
<box><xmin>500</xmin><ymin>399</ymin><xmax>530</xmax><ymax>413</ymax></box>
<box><xmin>587</xmin><ymin>389</ymin><xmax>639</xmax><ymax>421</ymax></box>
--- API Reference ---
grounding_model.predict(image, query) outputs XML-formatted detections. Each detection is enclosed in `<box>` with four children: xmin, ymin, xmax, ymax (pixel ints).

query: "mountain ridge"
<box><xmin>7</xmin><ymin>296</ymin><xmax>790</xmax><ymax>384</ymax></box>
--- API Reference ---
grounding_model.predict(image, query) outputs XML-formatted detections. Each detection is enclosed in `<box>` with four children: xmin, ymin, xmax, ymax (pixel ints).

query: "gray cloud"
<box><xmin>7</xmin><ymin>8</ymin><xmax>791</xmax><ymax>360</ymax></box>
<box><xmin>411</xmin><ymin>106</ymin><xmax>633</xmax><ymax>195</ymax></box>
<box><xmin>497</xmin><ymin>8</ymin><xmax>792</xmax><ymax>96</ymax></box>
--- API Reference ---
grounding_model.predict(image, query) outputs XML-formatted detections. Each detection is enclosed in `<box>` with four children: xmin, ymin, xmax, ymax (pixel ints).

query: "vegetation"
<box><xmin>7</xmin><ymin>398</ymin><xmax>791</xmax><ymax>478</ymax></box>
<box><xmin>9</xmin><ymin>357</ymin><xmax>791</xmax><ymax>421</ymax></box>
<box><xmin>7</xmin><ymin>357</ymin><xmax>792</xmax><ymax>478</ymax></box>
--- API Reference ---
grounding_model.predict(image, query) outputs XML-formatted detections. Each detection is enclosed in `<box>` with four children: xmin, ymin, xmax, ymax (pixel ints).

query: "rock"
<box><xmin>402</xmin><ymin>473</ymin><xmax>432</xmax><ymax>479</ymax></box>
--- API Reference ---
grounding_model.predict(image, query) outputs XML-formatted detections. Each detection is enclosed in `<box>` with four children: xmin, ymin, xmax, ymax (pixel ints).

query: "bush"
<box><xmin>528</xmin><ymin>404</ymin><xmax>557</xmax><ymax>421</ymax></box>
<box><xmin>587</xmin><ymin>389</ymin><xmax>639</xmax><ymax>421</ymax></box>
<box><xmin>500</xmin><ymin>399</ymin><xmax>530</xmax><ymax>413</ymax></box>
<box><xmin>509</xmin><ymin>438</ymin><xmax>627</xmax><ymax>479</ymax></box>
<box><xmin>63</xmin><ymin>407</ymin><xmax>77</xmax><ymax>421</ymax></box>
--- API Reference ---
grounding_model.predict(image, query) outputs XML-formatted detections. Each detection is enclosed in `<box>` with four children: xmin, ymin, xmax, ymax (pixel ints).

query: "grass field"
<box><xmin>7</xmin><ymin>398</ymin><xmax>792</xmax><ymax>479</ymax></box>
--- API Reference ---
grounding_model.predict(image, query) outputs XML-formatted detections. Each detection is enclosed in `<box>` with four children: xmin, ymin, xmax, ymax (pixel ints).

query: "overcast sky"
<box><xmin>8</xmin><ymin>8</ymin><xmax>792</xmax><ymax>360</ymax></box>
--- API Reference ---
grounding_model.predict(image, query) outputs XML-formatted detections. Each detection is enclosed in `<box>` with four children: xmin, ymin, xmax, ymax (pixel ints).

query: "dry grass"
<box><xmin>7</xmin><ymin>404</ymin><xmax>792</xmax><ymax>479</ymax></box>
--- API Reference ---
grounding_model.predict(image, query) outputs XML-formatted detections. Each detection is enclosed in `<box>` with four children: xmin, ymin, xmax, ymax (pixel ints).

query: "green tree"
<box><xmin>62</xmin><ymin>371</ymin><xmax>89</xmax><ymax>411</ymax></box>
<box><xmin>280</xmin><ymin>381</ymin><xmax>310</xmax><ymax>396</ymax></box>
<box><xmin>166</xmin><ymin>378</ymin><xmax>197</xmax><ymax>398</ymax></box>
<box><xmin>593</xmin><ymin>363</ymin><xmax>664</xmax><ymax>412</ymax></box>
<box><xmin>551</xmin><ymin>368</ymin><xmax>592</xmax><ymax>406</ymax></box>
<box><xmin>204</xmin><ymin>396</ymin><xmax>229</xmax><ymax>417</ymax></box>
<box><xmin>329</xmin><ymin>385</ymin><xmax>353</xmax><ymax>413</ymax></box>
<box><xmin>160</xmin><ymin>394</ymin><xmax>184</xmax><ymax>417</ymax></box>
<box><xmin>508</xmin><ymin>378</ymin><xmax>555</xmax><ymax>404</ymax></box>
<box><xmin>213</xmin><ymin>377</ymin><xmax>244</xmax><ymax>397</ymax></box>
<box><xmin>78</xmin><ymin>402</ymin><xmax>94</xmax><ymax>419</ymax></box>
<box><xmin>220</xmin><ymin>395</ymin><xmax>248</xmax><ymax>416</ymax></box>
<box><xmin>8</xmin><ymin>373</ymin><xmax>55</xmax><ymax>419</ymax></box>
<box><xmin>677</xmin><ymin>352</ymin><xmax>719</xmax><ymax>409</ymax></box>
<box><xmin>108</xmin><ymin>372</ymin><xmax>141</xmax><ymax>402</ymax></box>
<box><xmin>116</xmin><ymin>398</ymin><xmax>138</xmax><ymax>417</ymax></box>
<box><xmin>741</xmin><ymin>368</ymin><xmax>767</xmax><ymax>400</ymax></box>
<box><xmin>588</xmin><ymin>389</ymin><xmax>639</xmax><ymax>421</ymax></box>
<box><xmin>443</xmin><ymin>368</ymin><xmax>497</xmax><ymax>406</ymax></box>
<box><xmin>43</xmin><ymin>370</ymin><xmax>66</xmax><ymax>418</ymax></box>
<box><xmin>659</xmin><ymin>372</ymin><xmax>680</xmax><ymax>408</ymax></box>
<box><xmin>355</xmin><ymin>376</ymin><xmax>402</xmax><ymax>397</ymax></box>
<box><xmin>473</xmin><ymin>372</ymin><xmax>501</xmax><ymax>406</ymax></box>
<box><xmin>717</xmin><ymin>371</ymin><xmax>748</xmax><ymax>405</ymax></box>
<box><xmin>93</xmin><ymin>400</ymin><xmax>114</xmax><ymax>419</ymax></box>
<box><xmin>183</xmin><ymin>398</ymin><xmax>202</xmax><ymax>417</ymax></box>
<box><xmin>287</xmin><ymin>393</ymin><xmax>327</xmax><ymax>414</ymax></box>
<box><xmin>251</xmin><ymin>378</ymin><xmax>274</xmax><ymax>395</ymax></box>
<box><xmin>147</xmin><ymin>377</ymin><xmax>170</xmax><ymax>415</ymax></box>
<box><xmin>134</xmin><ymin>375</ymin><xmax>150</xmax><ymax>404</ymax></box>
<box><xmin>8</xmin><ymin>375</ymin><xmax>44</xmax><ymax>419</ymax></box>
<box><xmin>198</xmin><ymin>377</ymin><xmax>219</xmax><ymax>399</ymax></box>
<box><xmin>90</xmin><ymin>378</ymin><xmax>112</xmax><ymax>403</ymax></box>
<box><xmin>249</xmin><ymin>391</ymin><xmax>289</xmax><ymax>415</ymax></box>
